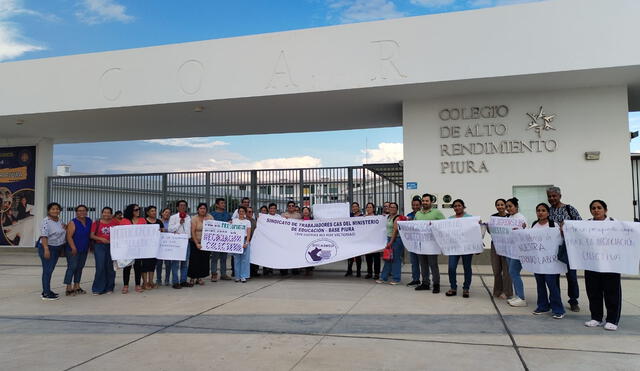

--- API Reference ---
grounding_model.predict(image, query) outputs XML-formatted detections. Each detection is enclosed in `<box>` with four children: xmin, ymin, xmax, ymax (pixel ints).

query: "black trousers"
<box><xmin>347</xmin><ymin>256</ymin><xmax>362</xmax><ymax>273</ymax></box>
<box><xmin>585</xmin><ymin>270</ymin><xmax>622</xmax><ymax>325</ymax></box>
<box><xmin>123</xmin><ymin>260</ymin><xmax>142</xmax><ymax>286</ymax></box>
<box><xmin>365</xmin><ymin>253</ymin><xmax>381</xmax><ymax>275</ymax></box>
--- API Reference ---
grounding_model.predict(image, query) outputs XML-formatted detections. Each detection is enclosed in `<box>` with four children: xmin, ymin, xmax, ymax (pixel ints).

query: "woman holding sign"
<box><xmin>490</xmin><ymin>199</ymin><xmax>513</xmax><ymax>300</ymax></box>
<box><xmin>584</xmin><ymin>200</ymin><xmax>621</xmax><ymax>331</ymax></box>
<box><xmin>377</xmin><ymin>202</ymin><xmax>405</xmax><ymax>285</ymax></box>
<box><xmin>445</xmin><ymin>199</ymin><xmax>473</xmax><ymax>298</ymax></box>
<box><xmin>143</xmin><ymin>206</ymin><xmax>162</xmax><ymax>289</ymax></box>
<box><xmin>364</xmin><ymin>202</ymin><xmax>381</xmax><ymax>279</ymax></box>
<box><xmin>189</xmin><ymin>203</ymin><xmax>213</xmax><ymax>286</ymax></box>
<box><xmin>120</xmin><ymin>204</ymin><xmax>147</xmax><ymax>294</ymax></box>
<box><xmin>531</xmin><ymin>203</ymin><xmax>565</xmax><ymax>319</ymax></box>
<box><xmin>506</xmin><ymin>198</ymin><xmax>528</xmax><ymax>307</ymax></box>
<box><xmin>90</xmin><ymin>207</ymin><xmax>118</xmax><ymax>295</ymax></box>
<box><xmin>233</xmin><ymin>206</ymin><xmax>252</xmax><ymax>282</ymax></box>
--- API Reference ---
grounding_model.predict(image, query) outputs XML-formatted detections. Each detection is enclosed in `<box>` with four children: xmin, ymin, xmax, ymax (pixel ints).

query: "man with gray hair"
<box><xmin>547</xmin><ymin>186</ymin><xmax>582</xmax><ymax>312</ymax></box>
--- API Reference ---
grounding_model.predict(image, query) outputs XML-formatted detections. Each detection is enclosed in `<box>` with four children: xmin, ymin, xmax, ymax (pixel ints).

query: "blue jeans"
<box><xmin>210</xmin><ymin>252</ymin><xmax>227</xmax><ymax>276</ymax></box>
<box><xmin>507</xmin><ymin>258</ymin><xmax>525</xmax><ymax>300</ymax></box>
<box><xmin>64</xmin><ymin>247</ymin><xmax>88</xmax><ymax>285</ymax></box>
<box><xmin>37</xmin><ymin>242</ymin><xmax>62</xmax><ymax>295</ymax></box>
<box><xmin>409</xmin><ymin>252</ymin><xmax>420</xmax><ymax>282</ymax></box>
<box><xmin>381</xmin><ymin>237</ymin><xmax>403</xmax><ymax>282</ymax></box>
<box><xmin>171</xmin><ymin>245</ymin><xmax>190</xmax><ymax>284</ymax></box>
<box><xmin>448</xmin><ymin>254</ymin><xmax>473</xmax><ymax>290</ymax></box>
<box><xmin>535</xmin><ymin>273</ymin><xmax>564</xmax><ymax>315</ymax></box>
<box><xmin>233</xmin><ymin>244</ymin><xmax>251</xmax><ymax>279</ymax></box>
<box><xmin>92</xmin><ymin>243</ymin><xmax>115</xmax><ymax>294</ymax></box>
<box><xmin>156</xmin><ymin>260</ymin><xmax>171</xmax><ymax>284</ymax></box>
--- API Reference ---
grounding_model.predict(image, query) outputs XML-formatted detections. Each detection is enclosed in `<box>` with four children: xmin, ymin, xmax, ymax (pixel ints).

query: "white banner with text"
<box><xmin>512</xmin><ymin>228</ymin><xmax>567</xmax><ymax>274</ymax></box>
<box><xmin>563</xmin><ymin>220</ymin><xmax>640</xmax><ymax>275</ymax></box>
<box><xmin>250</xmin><ymin>215</ymin><xmax>386</xmax><ymax>269</ymax></box>
<box><xmin>397</xmin><ymin>221</ymin><xmax>441</xmax><ymax>255</ymax></box>
<box><xmin>488</xmin><ymin>216</ymin><xmax>525</xmax><ymax>259</ymax></box>
<box><xmin>201</xmin><ymin>220</ymin><xmax>247</xmax><ymax>254</ymax></box>
<box><xmin>110</xmin><ymin>224</ymin><xmax>161</xmax><ymax>260</ymax></box>
<box><xmin>430</xmin><ymin>217</ymin><xmax>484</xmax><ymax>255</ymax></box>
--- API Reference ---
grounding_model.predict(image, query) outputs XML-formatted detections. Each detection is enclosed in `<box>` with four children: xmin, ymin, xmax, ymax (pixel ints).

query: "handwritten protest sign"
<box><xmin>110</xmin><ymin>224</ymin><xmax>161</xmax><ymax>260</ymax></box>
<box><xmin>201</xmin><ymin>220</ymin><xmax>247</xmax><ymax>254</ymax></box>
<box><xmin>397</xmin><ymin>221</ymin><xmax>441</xmax><ymax>255</ymax></box>
<box><xmin>512</xmin><ymin>228</ymin><xmax>567</xmax><ymax>274</ymax></box>
<box><xmin>313</xmin><ymin>203</ymin><xmax>350</xmax><ymax>219</ymax></box>
<box><xmin>563</xmin><ymin>220</ymin><xmax>640</xmax><ymax>275</ymax></box>
<box><xmin>488</xmin><ymin>216</ymin><xmax>524</xmax><ymax>259</ymax></box>
<box><xmin>157</xmin><ymin>233</ymin><xmax>189</xmax><ymax>261</ymax></box>
<box><xmin>430</xmin><ymin>217</ymin><xmax>484</xmax><ymax>255</ymax></box>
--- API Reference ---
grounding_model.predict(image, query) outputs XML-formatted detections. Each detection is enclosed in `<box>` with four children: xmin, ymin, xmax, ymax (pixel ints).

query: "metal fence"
<box><xmin>48</xmin><ymin>164</ymin><xmax>404</xmax><ymax>221</ymax></box>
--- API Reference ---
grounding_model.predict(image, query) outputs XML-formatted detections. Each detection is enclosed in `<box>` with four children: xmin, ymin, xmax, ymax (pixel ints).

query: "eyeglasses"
<box><xmin>133</xmin><ymin>208</ymin><xmax>140</xmax><ymax>211</ymax></box>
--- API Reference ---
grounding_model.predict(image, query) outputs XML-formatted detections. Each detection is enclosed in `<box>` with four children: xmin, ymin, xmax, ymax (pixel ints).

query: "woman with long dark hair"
<box><xmin>156</xmin><ymin>207</ymin><xmax>172</xmax><ymax>286</ymax></box>
<box><xmin>189</xmin><ymin>202</ymin><xmax>212</xmax><ymax>286</ymax></box>
<box><xmin>120</xmin><ymin>204</ymin><xmax>146</xmax><ymax>294</ymax></box>
<box><xmin>445</xmin><ymin>199</ymin><xmax>474</xmax><ymax>298</ymax></box>
<box><xmin>64</xmin><ymin>204</ymin><xmax>92</xmax><ymax>296</ymax></box>
<box><xmin>363</xmin><ymin>202</ymin><xmax>381</xmax><ymax>279</ymax></box>
<box><xmin>506</xmin><ymin>197</ymin><xmax>528</xmax><ymax>307</ymax></box>
<box><xmin>143</xmin><ymin>206</ymin><xmax>162</xmax><ymax>289</ymax></box>
<box><xmin>490</xmin><ymin>198</ymin><xmax>512</xmax><ymax>299</ymax></box>
<box><xmin>37</xmin><ymin>202</ymin><xmax>66</xmax><ymax>300</ymax></box>
<box><xmin>584</xmin><ymin>200</ymin><xmax>622</xmax><ymax>331</ymax></box>
<box><xmin>90</xmin><ymin>207</ymin><xmax>118</xmax><ymax>295</ymax></box>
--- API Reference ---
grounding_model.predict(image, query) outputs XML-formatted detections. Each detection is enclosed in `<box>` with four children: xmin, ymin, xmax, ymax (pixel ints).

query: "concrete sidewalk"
<box><xmin>0</xmin><ymin>250</ymin><xmax>638</xmax><ymax>371</ymax></box>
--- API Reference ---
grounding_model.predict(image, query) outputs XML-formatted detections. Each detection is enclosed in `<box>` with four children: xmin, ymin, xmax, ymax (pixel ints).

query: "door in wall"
<box><xmin>512</xmin><ymin>185</ymin><xmax>553</xmax><ymax>225</ymax></box>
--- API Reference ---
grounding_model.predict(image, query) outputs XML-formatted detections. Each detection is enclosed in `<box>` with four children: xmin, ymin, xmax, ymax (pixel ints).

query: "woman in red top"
<box><xmin>90</xmin><ymin>207</ymin><xmax>119</xmax><ymax>295</ymax></box>
<box><xmin>119</xmin><ymin>204</ymin><xmax>147</xmax><ymax>294</ymax></box>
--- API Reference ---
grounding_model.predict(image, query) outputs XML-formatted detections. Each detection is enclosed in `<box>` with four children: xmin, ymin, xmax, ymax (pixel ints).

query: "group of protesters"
<box><xmin>36</xmin><ymin>187</ymin><xmax>624</xmax><ymax>331</ymax></box>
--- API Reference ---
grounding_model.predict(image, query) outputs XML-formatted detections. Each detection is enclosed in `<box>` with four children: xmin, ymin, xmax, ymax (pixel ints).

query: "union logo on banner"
<box><xmin>0</xmin><ymin>167</ymin><xmax>28</xmax><ymax>183</ymax></box>
<box><xmin>305</xmin><ymin>238</ymin><xmax>338</xmax><ymax>264</ymax></box>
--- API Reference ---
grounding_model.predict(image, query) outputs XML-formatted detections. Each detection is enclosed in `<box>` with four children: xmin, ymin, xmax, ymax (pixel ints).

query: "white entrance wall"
<box><xmin>403</xmin><ymin>86</ymin><xmax>632</xmax><ymax>222</ymax></box>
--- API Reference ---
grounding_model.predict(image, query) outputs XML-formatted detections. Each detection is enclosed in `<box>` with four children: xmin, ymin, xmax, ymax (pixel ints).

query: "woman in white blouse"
<box><xmin>38</xmin><ymin>202</ymin><xmax>67</xmax><ymax>300</ymax></box>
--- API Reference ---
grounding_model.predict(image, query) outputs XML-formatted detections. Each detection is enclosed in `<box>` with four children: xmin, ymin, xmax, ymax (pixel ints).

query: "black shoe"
<box><xmin>356</xmin><ymin>271</ymin><xmax>361</xmax><ymax>278</ymax></box>
<box><xmin>344</xmin><ymin>271</ymin><xmax>353</xmax><ymax>277</ymax></box>
<box><xmin>373</xmin><ymin>274</ymin><xmax>379</xmax><ymax>280</ymax></box>
<box><xmin>172</xmin><ymin>284</ymin><xmax>182</xmax><ymax>289</ymax></box>
<box><xmin>406</xmin><ymin>280</ymin><xmax>420</xmax><ymax>287</ymax></box>
<box><xmin>365</xmin><ymin>274</ymin><xmax>373</xmax><ymax>279</ymax></box>
<box><xmin>570</xmin><ymin>303</ymin><xmax>580</xmax><ymax>312</ymax></box>
<box><xmin>432</xmin><ymin>284</ymin><xmax>440</xmax><ymax>294</ymax></box>
<box><xmin>415</xmin><ymin>284</ymin><xmax>430</xmax><ymax>291</ymax></box>
<box><xmin>180</xmin><ymin>282</ymin><xmax>189</xmax><ymax>287</ymax></box>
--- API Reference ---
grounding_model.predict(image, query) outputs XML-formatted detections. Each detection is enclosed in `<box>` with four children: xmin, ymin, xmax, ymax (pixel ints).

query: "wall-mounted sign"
<box><xmin>438</xmin><ymin>105</ymin><xmax>559</xmax><ymax>175</ymax></box>
<box><xmin>406</xmin><ymin>182</ymin><xmax>418</xmax><ymax>190</ymax></box>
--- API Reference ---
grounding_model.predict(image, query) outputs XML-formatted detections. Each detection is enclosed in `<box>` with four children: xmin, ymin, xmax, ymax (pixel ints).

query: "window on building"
<box><xmin>285</xmin><ymin>185</ymin><xmax>294</xmax><ymax>195</ymax></box>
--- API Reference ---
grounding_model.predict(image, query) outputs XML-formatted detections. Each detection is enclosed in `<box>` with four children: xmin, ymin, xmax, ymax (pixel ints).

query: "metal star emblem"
<box><xmin>526</xmin><ymin>106</ymin><xmax>556</xmax><ymax>137</ymax></box>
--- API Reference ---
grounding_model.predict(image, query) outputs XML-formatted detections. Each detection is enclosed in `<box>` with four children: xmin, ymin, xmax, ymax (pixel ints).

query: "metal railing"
<box><xmin>48</xmin><ymin>164</ymin><xmax>403</xmax><ymax>221</ymax></box>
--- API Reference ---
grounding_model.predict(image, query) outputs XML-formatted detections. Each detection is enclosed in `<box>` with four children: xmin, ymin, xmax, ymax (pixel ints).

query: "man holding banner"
<box><xmin>547</xmin><ymin>186</ymin><xmax>582</xmax><ymax>312</ymax></box>
<box><xmin>413</xmin><ymin>194</ymin><xmax>445</xmax><ymax>293</ymax></box>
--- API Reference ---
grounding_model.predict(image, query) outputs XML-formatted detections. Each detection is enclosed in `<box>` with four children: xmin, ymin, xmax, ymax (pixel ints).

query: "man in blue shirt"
<box><xmin>405</xmin><ymin>196</ymin><xmax>422</xmax><ymax>287</ymax></box>
<box><xmin>210</xmin><ymin>198</ymin><xmax>232</xmax><ymax>281</ymax></box>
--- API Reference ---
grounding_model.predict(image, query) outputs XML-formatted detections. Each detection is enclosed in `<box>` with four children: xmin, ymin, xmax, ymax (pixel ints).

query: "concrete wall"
<box><xmin>403</xmin><ymin>86</ymin><xmax>632</xmax><ymax>222</ymax></box>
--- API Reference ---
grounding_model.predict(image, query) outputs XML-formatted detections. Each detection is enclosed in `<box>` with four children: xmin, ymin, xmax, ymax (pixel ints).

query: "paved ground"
<box><xmin>1</xmin><ymin>248</ymin><xmax>639</xmax><ymax>371</ymax></box>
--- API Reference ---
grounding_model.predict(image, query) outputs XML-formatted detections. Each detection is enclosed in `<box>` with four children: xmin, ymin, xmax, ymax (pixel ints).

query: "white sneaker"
<box><xmin>584</xmin><ymin>320</ymin><xmax>604</xmax><ymax>327</ymax></box>
<box><xmin>507</xmin><ymin>297</ymin><xmax>518</xmax><ymax>304</ymax></box>
<box><xmin>509</xmin><ymin>298</ymin><xmax>527</xmax><ymax>307</ymax></box>
<box><xmin>603</xmin><ymin>322</ymin><xmax>618</xmax><ymax>331</ymax></box>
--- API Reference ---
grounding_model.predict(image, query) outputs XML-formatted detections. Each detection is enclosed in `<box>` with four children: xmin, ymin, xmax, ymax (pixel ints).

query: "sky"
<box><xmin>2</xmin><ymin>0</ymin><xmax>639</xmax><ymax>173</ymax></box>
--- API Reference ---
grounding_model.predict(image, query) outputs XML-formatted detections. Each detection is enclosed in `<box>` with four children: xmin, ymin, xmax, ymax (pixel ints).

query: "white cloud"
<box><xmin>76</xmin><ymin>0</ymin><xmax>134</xmax><ymax>25</ymax></box>
<box><xmin>145</xmin><ymin>138</ymin><xmax>230</xmax><ymax>149</ymax></box>
<box><xmin>362</xmin><ymin>142</ymin><xmax>403</xmax><ymax>163</ymax></box>
<box><xmin>0</xmin><ymin>0</ymin><xmax>49</xmax><ymax>61</ymax></box>
<box><xmin>329</xmin><ymin>0</ymin><xmax>405</xmax><ymax>23</ymax></box>
<box><xmin>244</xmin><ymin>156</ymin><xmax>322</xmax><ymax>170</ymax></box>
